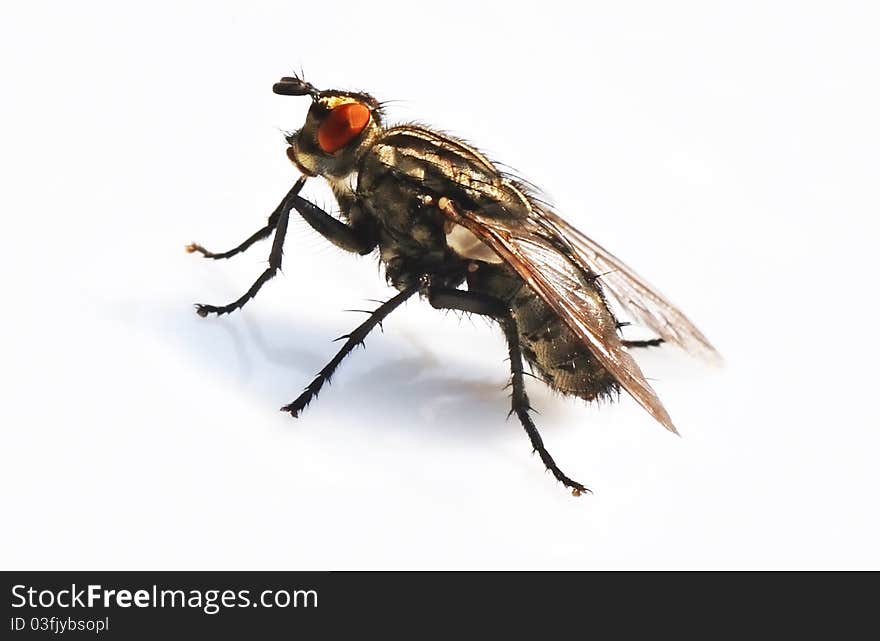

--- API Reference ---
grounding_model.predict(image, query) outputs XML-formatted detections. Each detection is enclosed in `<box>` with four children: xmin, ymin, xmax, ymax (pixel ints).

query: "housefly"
<box><xmin>187</xmin><ymin>74</ymin><xmax>720</xmax><ymax>495</ymax></box>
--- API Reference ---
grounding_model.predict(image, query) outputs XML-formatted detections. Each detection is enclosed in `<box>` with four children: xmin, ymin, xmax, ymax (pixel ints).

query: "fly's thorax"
<box><xmin>285</xmin><ymin>92</ymin><xmax>384</xmax><ymax>180</ymax></box>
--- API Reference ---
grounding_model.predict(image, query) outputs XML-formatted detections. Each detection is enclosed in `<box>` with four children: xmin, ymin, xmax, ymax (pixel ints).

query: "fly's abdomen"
<box><xmin>467</xmin><ymin>263</ymin><xmax>619</xmax><ymax>402</ymax></box>
<box><xmin>512</xmin><ymin>286</ymin><xmax>619</xmax><ymax>402</ymax></box>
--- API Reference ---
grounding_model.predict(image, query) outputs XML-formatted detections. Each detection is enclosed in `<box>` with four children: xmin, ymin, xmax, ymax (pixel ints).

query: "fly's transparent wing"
<box><xmin>438</xmin><ymin>199</ymin><xmax>678</xmax><ymax>433</ymax></box>
<box><xmin>540</xmin><ymin>210</ymin><xmax>721</xmax><ymax>363</ymax></box>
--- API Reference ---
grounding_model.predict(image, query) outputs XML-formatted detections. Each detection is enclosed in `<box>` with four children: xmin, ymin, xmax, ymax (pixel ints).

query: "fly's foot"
<box><xmin>193</xmin><ymin>303</ymin><xmax>227</xmax><ymax>318</ymax></box>
<box><xmin>281</xmin><ymin>394</ymin><xmax>311</xmax><ymax>418</ymax></box>
<box><xmin>281</xmin><ymin>379</ymin><xmax>324</xmax><ymax>418</ymax></box>
<box><xmin>563</xmin><ymin>478</ymin><xmax>591</xmax><ymax>497</ymax></box>
<box><xmin>538</xmin><ymin>454</ymin><xmax>591</xmax><ymax>496</ymax></box>
<box><xmin>185</xmin><ymin>242</ymin><xmax>202</xmax><ymax>254</ymax></box>
<box><xmin>549</xmin><ymin>469</ymin><xmax>591</xmax><ymax>496</ymax></box>
<box><xmin>185</xmin><ymin>242</ymin><xmax>235</xmax><ymax>260</ymax></box>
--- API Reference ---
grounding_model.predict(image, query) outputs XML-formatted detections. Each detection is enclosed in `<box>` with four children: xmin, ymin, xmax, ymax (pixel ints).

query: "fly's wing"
<box><xmin>437</xmin><ymin>198</ymin><xmax>679</xmax><ymax>433</ymax></box>
<box><xmin>540</xmin><ymin>210</ymin><xmax>721</xmax><ymax>363</ymax></box>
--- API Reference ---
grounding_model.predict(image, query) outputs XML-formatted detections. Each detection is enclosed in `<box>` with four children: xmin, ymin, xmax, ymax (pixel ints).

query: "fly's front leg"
<box><xmin>192</xmin><ymin>177</ymin><xmax>305</xmax><ymax>317</ymax></box>
<box><xmin>192</xmin><ymin>179</ymin><xmax>377</xmax><ymax>317</ymax></box>
<box><xmin>289</xmin><ymin>194</ymin><xmax>376</xmax><ymax>255</ymax></box>
<box><xmin>186</xmin><ymin>177</ymin><xmax>306</xmax><ymax>260</ymax></box>
<box><xmin>426</xmin><ymin>285</ymin><xmax>590</xmax><ymax>496</ymax></box>
<box><xmin>193</xmin><ymin>179</ymin><xmax>302</xmax><ymax>317</ymax></box>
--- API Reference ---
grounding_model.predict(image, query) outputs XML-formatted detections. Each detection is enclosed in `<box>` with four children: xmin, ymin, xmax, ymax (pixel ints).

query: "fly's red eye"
<box><xmin>317</xmin><ymin>103</ymin><xmax>371</xmax><ymax>153</ymax></box>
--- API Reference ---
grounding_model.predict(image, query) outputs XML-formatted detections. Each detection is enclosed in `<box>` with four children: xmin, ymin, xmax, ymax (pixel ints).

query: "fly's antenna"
<box><xmin>273</xmin><ymin>75</ymin><xmax>320</xmax><ymax>100</ymax></box>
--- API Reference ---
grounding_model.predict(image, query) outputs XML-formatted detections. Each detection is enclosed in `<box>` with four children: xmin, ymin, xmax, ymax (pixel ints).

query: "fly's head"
<box><xmin>274</xmin><ymin>76</ymin><xmax>383</xmax><ymax>180</ymax></box>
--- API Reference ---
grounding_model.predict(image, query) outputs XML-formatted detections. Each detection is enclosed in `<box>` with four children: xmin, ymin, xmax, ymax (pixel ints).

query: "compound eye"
<box><xmin>317</xmin><ymin>103</ymin><xmax>371</xmax><ymax>153</ymax></box>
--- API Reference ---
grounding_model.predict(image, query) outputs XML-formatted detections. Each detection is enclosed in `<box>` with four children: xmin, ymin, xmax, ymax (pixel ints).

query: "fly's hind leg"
<box><xmin>622</xmin><ymin>338</ymin><xmax>665</xmax><ymax>349</ymax></box>
<box><xmin>426</xmin><ymin>285</ymin><xmax>590</xmax><ymax>496</ymax></box>
<box><xmin>282</xmin><ymin>282</ymin><xmax>420</xmax><ymax>417</ymax></box>
<box><xmin>617</xmin><ymin>322</ymin><xmax>664</xmax><ymax>349</ymax></box>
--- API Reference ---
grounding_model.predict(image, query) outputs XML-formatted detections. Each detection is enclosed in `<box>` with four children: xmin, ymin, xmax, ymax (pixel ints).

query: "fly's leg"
<box><xmin>282</xmin><ymin>282</ymin><xmax>420</xmax><ymax>417</ymax></box>
<box><xmin>288</xmin><ymin>194</ymin><xmax>376</xmax><ymax>255</ymax></box>
<box><xmin>192</xmin><ymin>178</ymin><xmax>377</xmax><ymax>317</ymax></box>
<box><xmin>192</xmin><ymin>177</ymin><xmax>305</xmax><ymax>316</ymax></box>
<box><xmin>426</xmin><ymin>285</ymin><xmax>590</xmax><ymax>496</ymax></box>
<box><xmin>617</xmin><ymin>322</ymin><xmax>663</xmax><ymax>349</ymax></box>
<box><xmin>194</xmin><ymin>185</ymin><xmax>297</xmax><ymax>317</ymax></box>
<box><xmin>622</xmin><ymin>338</ymin><xmax>665</xmax><ymax>349</ymax></box>
<box><xmin>186</xmin><ymin>177</ymin><xmax>306</xmax><ymax>260</ymax></box>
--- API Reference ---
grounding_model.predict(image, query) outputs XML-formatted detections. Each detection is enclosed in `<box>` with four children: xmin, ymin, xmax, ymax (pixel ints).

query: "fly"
<box><xmin>187</xmin><ymin>74</ymin><xmax>720</xmax><ymax>495</ymax></box>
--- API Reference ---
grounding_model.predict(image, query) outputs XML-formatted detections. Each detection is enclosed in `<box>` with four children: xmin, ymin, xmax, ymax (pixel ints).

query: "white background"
<box><xmin>1</xmin><ymin>1</ymin><xmax>878</xmax><ymax>569</ymax></box>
